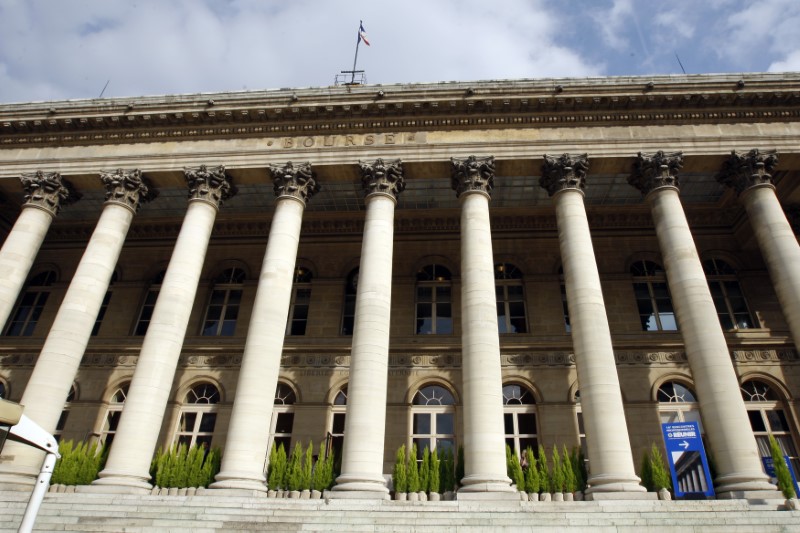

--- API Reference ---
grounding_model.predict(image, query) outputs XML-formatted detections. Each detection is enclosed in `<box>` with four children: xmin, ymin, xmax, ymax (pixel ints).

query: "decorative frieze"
<box><xmin>100</xmin><ymin>168</ymin><xmax>156</xmax><ymax>212</ymax></box>
<box><xmin>628</xmin><ymin>151</ymin><xmax>684</xmax><ymax>196</ymax></box>
<box><xmin>185</xmin><ymin>165</ymin><xmax>236</xmax><ymax>208</ymax></box>
<box><xmin>716</xmin><ymin>148</ymin><xmax>779</xmax><ymax>195</ymax></box>
<box><xmin>267</xmin><ymin>161</ymin><xmax>320</xmax><ymax>204</ymax></box>
<box><xmin>450</xmin><ymin>155</ymin><xmax>495</xmax><ymax>198</ymax></box>
<box><xmin>19</xmin><ymin>171</ymin><xmax>79</xmax><ymax>216</ymax></box>
<box><xmin>539</xmin><ymin>153</ymin><xmax>589</xmax><ymax>196</ymax></box>
<box><xmin>359</xmin><ymin>158</ymin><xmax>405</xmax><ymax>200</ymax></box>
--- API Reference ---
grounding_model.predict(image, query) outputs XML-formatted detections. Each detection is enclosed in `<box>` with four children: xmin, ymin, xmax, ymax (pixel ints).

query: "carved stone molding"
<box><xmin>450</xmin><ymin>155</ymin><xmax>495</xmax><ymax>198</ymax></box>
<box><xmin>540</xmin><ymin>153</ymin><xmax>590</xmax><ymax>197</ymax></box>
<box><xmin>19</xmin><ymin>170</ymin><xmax>79</xmax><ymax>216</ymax></box>
<box><xmin>185</xmin><ymin>164</ymin><xmax>236</xmax><ymax>208</ymax></box>
<box><xmin>716</xmin><ymin>148</ymin><xmax>779</xmax><ymax>195</ymax></box>
<box><xmin>359</xmin><ymin>158</ymin><xmax>405</xmax><ymax>200</ymax></box>
<box><xmin>267</xmin><ymin>161</ymin><xmax>320</xmax><ymax>204</ymax></box>
<box><xmin>628</xmin><ymin>151</ymin><xmax>684</xmax><ymax>196</ymax></box>
<box><xmin>100</xmin><ymin>168</ymin><xmax>156</xmax><ymax>212</ymax></box>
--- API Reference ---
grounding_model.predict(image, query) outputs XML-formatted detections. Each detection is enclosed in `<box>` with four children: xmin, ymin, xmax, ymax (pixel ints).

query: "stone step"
<box><xmin>1</xmin><ymin>491</ymin><xmax>797</xmax><ymax>532</ymax></box>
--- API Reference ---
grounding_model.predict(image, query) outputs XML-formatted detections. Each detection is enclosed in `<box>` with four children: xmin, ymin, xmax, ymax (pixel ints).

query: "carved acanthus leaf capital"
<box><xmin>184</xmin><ymin>165</ymin><xmax>236</xmax><ymax>208</ymax></box>
<box><xmin>540</xmin><ymin>153</ymin><xmax>589</xmax><ymax>197</ymax></box>
<box><xmin>268</xmin><ymin>161</ymin><xmax>320</xmax><ymax>204</ymax></box>
<box><xmin>359</xmin><ymin>158</ymin><xmax>405</xmax><ymax>199</ymax></box>
<box><xmin>628</xmin><ymin>151</ymin><xmax>683</xmax><ymax>196</ymax></box>
<box><xmin>450</xmin><ymin>155</ymin><xmax>495</xmax><ymax>198</ymax></box>
<box><xmin>100</xmin><ymin>169</ymin><xmax>156</xmax><ymax>212</ymax></box>
<box><xmin>19</xmin><ymin>170</ymin><xmax>80</xmax><ymax>216</ymax></box>
<box><xmin>716</xmin><ymin>149</ymin><xmax>779</xmax><ymax>195</ymax></box>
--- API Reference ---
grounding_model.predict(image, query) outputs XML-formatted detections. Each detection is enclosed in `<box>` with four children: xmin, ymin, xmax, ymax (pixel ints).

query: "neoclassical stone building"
<box><xmin>0</xmin><ymin>72</ymin><xmax>799</xmax><ymax>499</ymax></box>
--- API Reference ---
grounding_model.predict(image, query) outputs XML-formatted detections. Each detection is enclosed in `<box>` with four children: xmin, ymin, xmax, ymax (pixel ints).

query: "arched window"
<box><xmin>100</xmin><ymin>383</ymin><xmax>129</xmax><ymax>447</ymax></box>
<box><xmin>55</xmin><ymin>384</ymin><xmax>77</xmax><ymax>442</ymax></box>
<box><xmin>341</xmin><ymin>268</ymin><xmax>358</xmax><ymax>336</ymax></box>
<box><xmin>329</xmin><ymin>386</ymin><xmax>347</xmax><ymax>467</ymax></box>
<box><xmin>202</xmin><ymin>267</ymin><xmax>245</xmax><ymax>336</ymax></box>
<box><xmin>657</xmin><ymin>381</ymin><xmax>703</xmax><ymax>430</ymax></box>
<box><xmin>495</xmin><ymin>263</ymin><xmax>527</xmax><ymax>334</ymax></box>
<box><xmin>631</xmin><ymin>260</ymin><xmax>677</xmax><ymax>331</ymax></box>
<box><xmin>134</xmin><ymin>270</ymin><xmax>166</xmax><ymax>336</ymax></box>
<box><xmin>287</xmin><ymin>267</ymin><xmax>312</xmax><ymax>336</ymax></box>
<box><xmin>269</xmin><ymin>383</ymin><xmax>297</xmax><ymax>456</ymax></box>
<box><xmin>411</xmin><ymin>384</ymin><xmax>456</xmax><ymax>459</ymax></box>
<box><xmin>503</xmin><ymin>383</ymin><xmax>537</xmax><ymax>456</ymax></box>
<box><xmin>92</xmin><ymin>271</ymin><xmax>118</xmax><ymax>336</ymax></box>
<box><xmin>741</xmin><ymin>380</ymin><xmax>799</xmax><ymax>477</ymax></box>
<box><xmin>559</xmin><ymin>266</ymin><xmax>571</xmax><ymax>333</ymax></box>
<box><xmin>703</xmin><ymin>259</ymin><xmax>757</xmax><ymax>330</ymax></box>
<box><xmin>415</xmin><ymin>264</ymin><xmax>453</xmax><ymax>335</ymax></box>
<box><xmin>5</xmin><ymin>270</ymin><xmax>57</xmax><ymax>336</ymax></box>
<box><xmin>175</xmin><ymin>382</ymin><xmax>220</xmax><ymax>448</ymax></box>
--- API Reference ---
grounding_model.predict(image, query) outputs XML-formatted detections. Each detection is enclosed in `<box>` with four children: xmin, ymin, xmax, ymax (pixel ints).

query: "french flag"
<box><xmin>358</xmin><ymin>22</ymin><xmax>370</xmax><ymax>46</ymax></box>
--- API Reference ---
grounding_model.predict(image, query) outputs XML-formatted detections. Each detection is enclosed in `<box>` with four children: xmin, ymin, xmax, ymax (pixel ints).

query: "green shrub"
<box><xmin>648</xmin><ymin>444</ymin><xmax>672</xmax><ymax>491</ymax></box>
<box><xmin>392</xmin><ymin>444</ymin><xmax>408</xmax><ymax>493</ymax></box>
<box><xmin>640</xmin><ymin>448</ymin><xmax>654</xmax><ymax>491</ymax></box>
<box><xmin>419</xmin><ymin>447</ymin><xmax>430</xmax><ymax>492</ymax></box>
<box><xmin>313</xmin><ymin>442</ymin><xmax>335</xmax><ymax>492</ymax></box>
<box><xmin>267</xmin><ymin>443</ymin><xmax>287</xmax><ymax>490</ymax></box>
<box><xmin>562</xmin><ymin>445</ymin><xmax>577</xmax><ymax>493</ymax></box>
<box><xmin>524</xmin><ymin>447</ymin><xmax>540</xmax><ymax>494</ymax></box>
<box><xmin>770</xmin><ymin>435</ymin><xmax>795</xmax><ymax>499</ymax></box>
<box><xmin>429</xmin><ymin>449</ymin><xmax>441</xmax><ymax>494</ymax></box>
<box><xmin>509</xmin><ymin>451</ymin><xmax>525</xmax><ymax>491</ymax></box>
<box><xmin>551</xmin><ymin>445</ymin><xmax>565</xmax><ymax>492</ymax></box>
<box><xmin>456</xmin><ymin>445</ymin><xmax>465</xmax><ymax>487</ymax></box>
<box><xmin>439</xmin><ymin>447</ymin><xmax>455</xmax><ymax>492</ymax></box>
<box><xmin>150</xmin><ymin>443</ymin><xmax>220</xmax><ymax>488</ymax></box>
<box><xmin>286</xmin><ymin>442</ymin><xmax>304</xmax><ymax>491</ymax></box>
<box><xmin>52</xmin><ymin>440</ymin><xmax>106</xmax><ymax>486</ymax></box>
<box><xmin>301</xmin><ymin>442</ymin><xmax>313</xmax><ymax>490</ymax></box>
<box><xmin>571</xmin><ymin>447</ymin><xmax>586</xmax><ymax>491</ymax></box>
<box><xmin>537</xmin><ymin>445</ymin><xmax>550</xmax><ymax>493</ymax></box>
<box><xmin>407</xmin><ymin>443</ymin><xmax>420</xmax><ymax>492</ymax></box>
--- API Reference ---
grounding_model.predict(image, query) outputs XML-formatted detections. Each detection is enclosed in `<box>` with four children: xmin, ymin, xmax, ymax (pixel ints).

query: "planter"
<box><xmin>785</xmin><ymin>498</ymin><xmax>800</xmax><ymax>511</ymax></box>
<box><xmin>167</xmin><ymin>487</ymin><xmax>178</xmax><ymax>496</ymax></box>
<box><xmin>408</xmin><ymin>492</ymin><xmax>419</xmax><ymax>502</ymax></box>
<box><xmin>267</xmin><ymin>490</ymin><xmax>277</xmax><ymax>498</ymax></box>
<box><xmin>528</xmin><ymin>492</ymin><xmax>539</xmax><ymax>502</ymax></box>
<box><xmin>187</xmin><ymin>488</ymin><xmax>197</xmax><ymax>496</ymax></box>
<box><xmin>394</xmin><ymin>492</ymin><xmax>407</xmax><ymax>501</ymax></box>
<box><xmin>552</xmin><ymin>492</ymin><xmax>564</xmax><ymax>502</ymax></box>
<box><xmin>418</xmin><ymin>491</ymin><xmax>427</xmax><ymax>501</ymax></box>
<box><xmin>288</xmin><ymin>490</ymin><xmax>300</xmax><ymax>499</ymax></box>
<box><xmin>564</xmin><ymin>492</ymin><xmax>574</xmax><ymax>502</ymax></box>
<box><xmin>657</xmin><ymin>488</ymin><xmax>672</xmax><ymax>501</ymax></box>
<box><xmin>428</xmin><ymin>492</ymin><xmax>441</xmax><ymax>501</ymax></box>
<box><xmin>540</xmin><ymin>492</ymin><xmax>551</xmax><ymax>502</ymax></box>
<box><xmin>311</xmin><ymin>490</ymin><xmax>322</xmax><ymax>499</ymax></box>
<box><xmin>519</xmin><ymin>491</ymin><xmax>528</xmax><ymax>501</ymax></box>
<box><xmin>444</xmin><ymin>491</ymin><xmax>455</xmax><ymax>501</ymax></box>
<box><xmin>574</xmin><ymin>491</ymin><xmax>584</xmax><ymax>501</ymax></box>
<box><xmin>300</xmin><ymin>490</ymin><xmax>311</xmax><ymax>499</ymax></box>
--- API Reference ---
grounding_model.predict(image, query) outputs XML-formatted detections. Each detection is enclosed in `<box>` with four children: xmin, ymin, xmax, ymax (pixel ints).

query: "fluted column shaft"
<box><xmin>451</xmin><ymin>156</ymin><xmax>513</xmax><ymax>495</ymax></box>
<box><xmin>632</xmin><ymin>151</ymin><xmax>773</xmax><ymax>495</ymax></box>
<box><xmin>0</xmin><ymin>170</ymin><xmax>149</xmax><ymax>486</ymax></box>
<box><xmin>94</xmin><ymin>166</ymin><xmax>232</xmax><ymax>492</ymax></box>
<box><xmin>333</xmin><ymin>158</ymin><xmax>404</xmax><ymax>498</ymax></box>
<box><xmin>212</xmin><ymin>162</ymin><xmax>318</xmax><ymax>492</ymax></box>
<box><xmin>541</xmin><ymin>153</ymin><xmax>643</xmax><ymax>495</ymax></box>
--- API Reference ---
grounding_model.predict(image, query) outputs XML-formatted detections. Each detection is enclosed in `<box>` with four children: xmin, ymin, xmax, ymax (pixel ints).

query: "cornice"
<box><xmin>2</xmin><ymin>74</ymin><xmax>799</xmax><ymax>148</ymax></box>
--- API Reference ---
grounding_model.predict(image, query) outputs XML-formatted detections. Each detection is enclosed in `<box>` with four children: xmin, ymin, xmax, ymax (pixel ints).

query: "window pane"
<box><xmin>413</xmin><ymin>438</ymin><xmax>431</xmax><ymax>458</ymax></box>
<box><xmin>199</xmin><ymin>413</ymin><xmax>217</xmax><ymax>433</ymax></box>
<box><xmin>438</xmin><ymin>303</ymin><xmax>452</xmax><ymax>318</ymax></box>
<box><xmin>413</xmin><ymin>413</ymin><xmax>431</xmax><ymax>434</ymax></box>
<box><xmin>747</xmin><ymin>410</ymin><xmax>767</xmax><ymax>432</ymax></box>
<box><xmin>275</xmin><ymin>412</ymin><xmax>295</xmax><ymax>434</ymax></box>
<box><xmin>519</xmin><ymin>438</ymin><xmax>538</xmax><ymax>453</ymax></box>
<box><xmin>510</xmin><ymin>317</ymin><xmax>527</xmax><ymax>333</ymax></box>
<box><xmin>767</xmin><ymin>409</ymin><xmax>789</xmax><ymax>432</ymax></box>
<box><xmin>179</xmin><ymin>412</ymin><xmax>197</xmax><ymax>432</ymax></box>
<box><xmin>220</xmin><ymin>320</ymin><xmax>237</xmax><ymax>336</ymax></box>
<box><xmin>517</xmin><ymin>413</ymin><xmax>537</xmax><ymax>434</ymax></box>
<box><xmin>504</xmin><ymin>413</ymin><xmax>514</xmax><ymax>434</ymax></box>
<box><xmin>436</xmin><ymin>413</ymin><xmax>454</xmax><ymax>434</ymax></box>
<box><xmin>417</xmin><ymin>287</ymin><xmax>432</xmax><ymax>300</ymax></box>
<box><xmin>195</xmin><ymin>435</ymin><xmax>213</xmax><ymax>449</ymax></box>
<box><xmin>436</xmin><ymin>317</ymin><xmax>453</xmax><ymax>334</ymax></box>
<box><xmin>436</xmin><ymin>439</ymin><xmax>455</xmax><ymax>455</ymax></box>
<box><xmin>659</xmin><ymin>313</ymin><xmax>678</xmax><ymax>331</ymax></box>
<box><xmin>332</xmin><ymin>413</ymin><xmax>346</xmax><ymax>434</ymax></box>
<box><xmin>436</xmin><ymin>286</ymin><xmax>451</xmax><ymax>300</ymax></box>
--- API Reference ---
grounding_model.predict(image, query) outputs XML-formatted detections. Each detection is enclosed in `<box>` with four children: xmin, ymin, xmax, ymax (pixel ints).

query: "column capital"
<box><xmin>268</xmin><ymin>161</ymin><xmax>320</xmax><ymax>204</ymax></box>
<box><xmin>628</xmin><ymin>151</ymin><xmax>683</xmax><ymax>196</ymax></box>
<box><xmin>450</xmin><ymin>155</ymin><xmax>495</xmax><ymax>198</ymax></box>
<box><xmin>19</xmin><ymin>171</ymin><xmax>79</xmax><ymax>216</ymax></box>
<box><xmin>185</xmin><ymin>165</ymin><xmax>236</xmax><ymax>208</ymax></box>
<box><xmin>100</xmin><ymin>169</ymin><xmax>156</xmax><ymax>212</ymax></box>
<box><xmin>716</xmin><ymin>149</ymin><xmax>779</xmax><ymax>195</ymax></box>
<box><xmin>540</xmin><ymin>153</ymin><xmax>589</xmax><ymax>197</ymax></box>
<box><xmin>359</xmin><ymin>158</ymin><xmax>405</xmax><ymax>200</ymax></box>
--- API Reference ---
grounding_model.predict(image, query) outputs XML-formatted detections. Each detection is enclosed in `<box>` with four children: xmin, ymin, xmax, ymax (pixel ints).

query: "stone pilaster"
<box><xmin>541</xmin><ymin>154</ymin><xmax>644</xmax><ymax>497</ymax></box>
<box><xmin>0</xmin><ymin>170</ymin><xmax>151</xmax><ymax>487</ymax></box>
<box><xmin>717</xmin><ymin>149</ymin><xmax>800</xmax><ymax>360</ymax></box>
<box><xmin>331</xmin><ymin>158</ymin><xmax>403</xmax><ymax>499</ymax></box>
<box><xmin>631</xmin><ymin>152</ymin><xmax>775</xmax><ymax>497</ymax></box>
<box><xmin>0</xmin><ymin>172</ymin><xmax>78</xmax><ymax>331</ymax></box>
<box><xmin>93</xmin><ymin>166</ymin><xmax>233</xmax><ymax>493</ymax></box>
<box><xmin>211</xmin><ymin>162</ymin><xmax>318</xmax><ymax>493</ymax></box>
<box><xmin>450</xmin><ymin>155</ymin><xmax>514</xmax><ymax>498</ymax></box>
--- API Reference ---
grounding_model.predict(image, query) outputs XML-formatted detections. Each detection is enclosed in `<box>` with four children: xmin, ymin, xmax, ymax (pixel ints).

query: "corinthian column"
<box><xmin>331</xmin><ymin>158</ymin><xmax>404</xmax><ymax>499</ymax></box>
<box><xmin>451</xmin><ymin>155</ymin><xmax>514</xmax><ymax>498</ymax></box>
<box><xmin>211</xmin><ymin>162</ymin><xmax>319</xmax><ymax>493</ymax></box>
<box><xmin>629</xmin><ymin>151</ymin><xmax>775</xmax><ymax>497</ymax></box>
<box><xmin>93</xmin><ymin>165</ymin><xmax>234</xmax><ymax>492</ymax></box>
<box><xmin>0</xmin><ymin>171</ymin><xmax>78</xmax><ymax>330</ymax></box>
<box><xmin>717</xmin><ymin>149</ymin><xmax>800</xmax><ymax>350</ymax></box>
<box><xmin>0</xmin><ymin>169</ymin><xmax>153</xmax><ymax>487</ymax></box>
<box><xmin>540</xmin><ymin>154</ymin><xmax>644</xmax><ymax>497</ymax></box>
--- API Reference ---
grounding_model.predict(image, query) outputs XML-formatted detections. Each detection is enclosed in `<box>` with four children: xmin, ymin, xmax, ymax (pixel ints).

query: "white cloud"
<box><xmin>769</xmin><ymin>50</ymin><xmax>800</xmax><ymax>72</ymax></box>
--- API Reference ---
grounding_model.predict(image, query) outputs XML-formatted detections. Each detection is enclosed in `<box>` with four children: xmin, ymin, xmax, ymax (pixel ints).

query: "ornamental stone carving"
<box><xmin>540</xmin><ymin>153</ymin><xmax>589</xmax><ymax>197</ymax></box>
<box><xmin>184</xmin><ymin>165</ymin><xmax>236</xmax><ymax>208</ymax></box>
<box><xmin>19</xmin><ymin>170</ymin><xmax>79</xmax><ymax>216</ymax></box>
<box><xmin>100</xmin><ymin>168</ymin><xmax>155</xmax><ymax>212</ymax></box>
<box><xmin>359</xmin><ymin>158</ymin><xmax>405</xmax><ymax>199</ymax></box>
<box><xmin>451</xmin><ymin>155</ymin><xmax>495</xmax><ymax>197</ymax></box>
<box><xmin>716</xmin><ymin>149</ymin><xmax>779</xmax><ymax>195</ymax></box>
<box><xmin>267</xmin><ymin>161</ymin><xmax>320</xmax><ymax>204</ymax></box>
<box><xmin>628</xmin><ymin>151</ymin><xmax>683</xmax><ymax>196</ymax></box>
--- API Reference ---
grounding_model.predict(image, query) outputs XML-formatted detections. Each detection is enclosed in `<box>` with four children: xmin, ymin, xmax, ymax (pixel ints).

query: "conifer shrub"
<box><xmin>524</xmin><ymin>447</ymin><xmax>540</xmax><ymax>494</ymax></box>
<box><xmin>150</xmin><ymin>443</ymin><xmax>221</xmax><ymax>488</ymax></box>
<box><xmin>429</xmin><ymin>449</ymin><xmax>441</xmax><ymax>494</ymax></box>
<box><xmin>286</xmin><ymin>442</ymin><xmax>304</xmax><ymax>491</ymax></box>
<box><xmin>640</xmin><ymin>448</ymin><xmax>654</xmax><ymax>491</ymax></box>
<box><xmin>562</xmin><ymin>445</ymin><xmax>577</xmax><ymax>493</ymax></box>
<box><xmin>455</xmin><ymin>445</ymin><xmax>465</xmax><ymax>487</ymax></box>
<box><xmin>267</xmin><ymin>443</ymin><xmax>288</xmax><ymax>490</ymax></box>
<box><xmin>537</xmin><ymin>445</ymin><xmax>550</xmax><ymax>493</ymax></box>
<box><xmin>572</xmin><ymin>447</ymin><xmax>586</xmax><ymax>492</ymax></box>
<box><xmin>301</xmin><ymin>441</ymin><xmax>313</xmax><ymax>490</ymax></box>
<box><xmin>392</xmin><ymin>444</ymin><xmax>408</xmax><ymax>493</ymax></box>
<box><xmin>407</xmin><ymin>443</ymin><xmax>420</xmax><ymax>492</ymax></box>
<box><xmin>648</xmin><ymin>443</ymin><xmax>672</xmax><ymax>492</ymax></box>
<box><xmin>419</xmin><ymin>447</ymin><xmax>430</xmax><ymax>492</ymax></box>
<box><xmin>551</xmin><ymin>445</ymin><xmax>565</xmax><ymax>493</ymax></box>
<box><xmin>312</xmin><ymin>442</ymin><xmax>335</xmax><ymax>492</ymax></box>
<box><xmin>439</xmin><ymin>447</ymin><xmax>455</xmax><ymax>492</ymax></box>
<box><xmin>769</xmin><ymin>435</ymin><xmax>795</xmax><ymax>499</ymax></box>
<box><xmin>509</xmin><ymin>451</ymin><xmax>525</xmax><ymax>491</ymax></box>
<box><xmin>52</xmin><ymin>440</ymin><xmax>107</xmax><ymax>486</ymax></box>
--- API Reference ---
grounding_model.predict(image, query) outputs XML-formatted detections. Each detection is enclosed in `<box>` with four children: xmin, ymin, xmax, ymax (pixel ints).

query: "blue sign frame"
<box><xmin>661</xmin><ymin>421</ymin><xmax>715</xmax><ymax>498</ymax></box>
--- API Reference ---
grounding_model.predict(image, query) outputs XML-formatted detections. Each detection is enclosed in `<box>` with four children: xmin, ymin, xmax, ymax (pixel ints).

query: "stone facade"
<box><xmin>0</xmin><ymin>73</ymin><xmax>799</xmax><ymax>499</ymax></box>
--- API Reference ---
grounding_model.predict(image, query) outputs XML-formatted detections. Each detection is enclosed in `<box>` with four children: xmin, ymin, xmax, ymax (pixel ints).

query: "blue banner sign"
<box><xmin>661</xmin><ymin>421</ymin><xmax>714</xmax><ymax>498</ymax></box>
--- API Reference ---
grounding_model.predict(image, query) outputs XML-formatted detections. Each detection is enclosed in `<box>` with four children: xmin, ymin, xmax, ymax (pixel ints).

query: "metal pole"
<box><xmin>351</xmin><ymin>21</ymin><xmax>362</xmax><ymax>84</ymax></box>
<box><xmin>18</xmin><ymin>452</ymin><xmax>56</xmax><ymax>533</ymax></box>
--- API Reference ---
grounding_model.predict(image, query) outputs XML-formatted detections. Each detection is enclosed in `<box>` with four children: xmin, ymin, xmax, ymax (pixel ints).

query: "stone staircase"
<box><xmin>1</xmin><ymin>491</ymin><xmax>798</xmax><ymax>532</ymax></box>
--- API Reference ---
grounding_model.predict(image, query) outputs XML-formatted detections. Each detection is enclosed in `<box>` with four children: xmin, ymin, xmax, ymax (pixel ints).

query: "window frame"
<box><xmin>502</xmin><ymin>383</ymin><xmax>537</xmax><ymax>458</ymax></box>
<box><xmin>201</xmin><ymin>267</ymin><xmax>245</xmax><ymax>337</ymax></box>
<box><xmin>415</xmin><ymin>264</ymin><xmax>453</xmax><ymax>335</ymax></box>
<box><xmin>267</xmin><ymin>382</ymin><xmax>297</xmax><ymax>462</ymax></box>
<box><xmin>410</xmin><ymin>384</ymin><xmax>457</xmax><ymax>460</ymax></box>
<box><xmin>286</xmin><ymin>267</ymin><xmax>312</xmax><ymax>336</ymax></box>
<box><xmin>495</xmin><ymin>263</ymin><xmax>528</xmax><ymax>334</ymax></box>
<box><xmin>4</xmin><ymin>270</ymin><xmax>57</xmax><ymax>337</ymax></box>
<box><xmin>703</xmin><ymin>258</ymin><xmax>758</xmax><ymax>330</ymax></box>
<box><xmin>631</xmin><ymin>260</ymin><xmax>678</xmax><ymax>332</ymax></box>
<box><xmin>174</xmin><ymin>382</ymin><xmax>221</xmax><ymax>449</ymax></box>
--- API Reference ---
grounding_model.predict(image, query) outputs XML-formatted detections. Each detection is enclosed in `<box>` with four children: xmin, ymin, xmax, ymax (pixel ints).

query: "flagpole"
<box><xmin>350</xmin><ymin>20</ymin><xmax>362</xmax><ymax>84</ymax></box>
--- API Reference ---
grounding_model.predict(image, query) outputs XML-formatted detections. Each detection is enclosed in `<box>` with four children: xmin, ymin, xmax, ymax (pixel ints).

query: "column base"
<box><xmin>585</xmin><ymin>473</ymin><xmax>646</xmax><ymax>494</ymax></box>
<box><xmin>91</xmin><ymin>470</ymin><xmax>152</xmax><ymax>494</ymax></box>
<box><xmin>585</xmin><ymin>491</ymin><xmax>657</xmax><ymax>501</ymax></box>
<box><xmin>458</xmin><ymin>474</ymin><xmax>515</xmax><ymax>495</ymax></box>
<box><xmin>329</xmin><ymin>472</ymin><xmax>389</xmax><ymax>499</ymax></box>
<box><xmin>714</xmin><ymin>471</ymin><xmax>777</xmax><ymax>494</ymax></box>
<box><xmin>208</xmin><ymin>471</ymin><xmax>267</xmax><ymax>493</ymax></box>
<box><xmin>456</xmin><ymin>490</ymin><xmax>520</xmax><ymax>501</ymax></box>
<box><xmin>716</xmin><ymin>490</ymin><xmax>784</xmax><ymax>500</ymax></box>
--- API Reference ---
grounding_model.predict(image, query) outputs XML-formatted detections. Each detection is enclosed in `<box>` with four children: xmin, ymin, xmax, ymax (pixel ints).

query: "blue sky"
<box><xmin>1</xmin><ymin>0</ymin><xmax>799</xmax><ymax>104</ymax></box>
